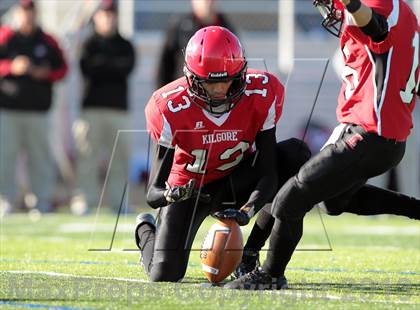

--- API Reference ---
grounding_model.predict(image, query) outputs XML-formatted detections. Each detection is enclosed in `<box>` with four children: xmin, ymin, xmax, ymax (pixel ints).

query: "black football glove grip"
<box><xmin>164</xmin><ymin>179</ymin><xmax>196</xmax><ymax>203</ymax></box>
<box><xmin>212</xmin><ymin>208</ymin><xmax>250</xmax><ymax>226</ymax></box>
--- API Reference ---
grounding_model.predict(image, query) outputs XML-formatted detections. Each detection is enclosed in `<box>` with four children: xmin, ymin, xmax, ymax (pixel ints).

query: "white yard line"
<box><xmin>3</xmin><ymin>270</ymin><xmax>148</xmax><ymax>283</ymax></box>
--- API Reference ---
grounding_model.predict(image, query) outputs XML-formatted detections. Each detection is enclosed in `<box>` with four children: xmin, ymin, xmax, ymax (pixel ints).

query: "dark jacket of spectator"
<box><xmin>0</xmin><ymin>27</ymin><xmax>67</xmax><ymax>111</ymax></box>
<box><xmin>80</xmin><ymin>31</ymin><xmax>135</xmax><ymax>111</ymax></box>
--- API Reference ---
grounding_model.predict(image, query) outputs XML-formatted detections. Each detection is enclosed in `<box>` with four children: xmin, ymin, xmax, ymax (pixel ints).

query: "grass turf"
<box><xmin>0</xmin><ymin>210</ymin><xmax>419</xmax><ymax>309</ymax></box>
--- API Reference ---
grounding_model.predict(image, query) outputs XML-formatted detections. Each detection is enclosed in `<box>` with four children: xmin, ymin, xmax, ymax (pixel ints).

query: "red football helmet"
<box><xmin>313</xmin><ymin>0</ymin><xmax>344</xmax><ymax>37</ymax></box>
<box><xmin>184</xmin><ymin>26</ymin><xmax>247</xmax><ymax>115</ymax></box>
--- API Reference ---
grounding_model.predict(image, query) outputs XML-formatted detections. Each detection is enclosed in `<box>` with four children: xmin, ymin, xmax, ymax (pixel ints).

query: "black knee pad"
<box><xmin>271</xmin><ymin>176</ymin><xmax>312</xmax><ymax>220</ymax></box>
<box><xmin>150</xmin><ymin>261</ymin><xmax>185</xmax><ymax>282</ymax></box>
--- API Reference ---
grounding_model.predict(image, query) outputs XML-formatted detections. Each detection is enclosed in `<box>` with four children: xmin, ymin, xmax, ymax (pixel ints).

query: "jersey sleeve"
<box><xmin>260</xmin><ymin>73</ymin><xmax>284</xmax><ymax>131</ymax></box>
<box><xmin>144</xmin><ymin>94</ymin><xmax>175</xmax><ymax>148</ymax></box>
<box><xmin>344</xmin><ymin>0</ymin><xmax>396</xmax><ymax>54</ymax></box>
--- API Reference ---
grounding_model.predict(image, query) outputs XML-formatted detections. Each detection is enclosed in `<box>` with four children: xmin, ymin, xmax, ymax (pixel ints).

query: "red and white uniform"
<box><xmin>145</xmin><ymin>69</ymin><xmax>284</xmax><ymax>187</ymax></box>
<box><xmin>337</xmin><ymin>0</ymin><xmax>419</xmax><ymax>141</ymax></box>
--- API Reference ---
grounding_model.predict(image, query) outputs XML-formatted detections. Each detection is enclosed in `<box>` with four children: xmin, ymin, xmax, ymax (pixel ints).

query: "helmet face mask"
<box><xmin>183</xmin><ymin>26</ymin><xmax>247</xmax><ymax>115</ymax></box>
<box><xmin>313</xmin><ymin>0</ymin><xmax>343</xmax><ymax>37</ymax></box>
<box><xmin>184</xmin><ymin>63</ymin><xmax>247</xmax><ymax>115</ymax></box>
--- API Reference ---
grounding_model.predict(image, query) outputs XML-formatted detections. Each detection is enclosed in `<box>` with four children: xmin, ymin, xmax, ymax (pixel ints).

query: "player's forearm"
<box><xmin>359</xmin><ymin>10</ymin><xmax>388</xmax><ymax>42</ymax></box>
<box><xmin>248</xmin><ymin>128</ymin><xmax>278</xmax><ymax>213</ymax></box>
<box><xmin>145</xmin><ymin>144</ymin><xmax>174</xmax><ymax>208</ymax></box>
<box><xmin>146</xmin><ymin>185</ymin><xmax>168</xmax><ymax>209</ymax></box>
<box><xmin>245</xmin><ymin>174</ymin><xmax>278</xmax><ymax>214</ymax></box>
<box><xmin>341</xmin><ymin>0</ymin><xmax>372</xmax><ymax>27</ymax></box>
<box><xmin>342</xmin><ymin>0</ymin><xmax>388</xmax><ymax>41</ymax></box>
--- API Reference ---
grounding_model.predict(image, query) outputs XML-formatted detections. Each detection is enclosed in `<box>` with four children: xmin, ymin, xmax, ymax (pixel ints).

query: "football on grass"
<box><xmin>200</xmin><ymin>219</ymin><xmax>243</xmax><ymax>283</ymax></box>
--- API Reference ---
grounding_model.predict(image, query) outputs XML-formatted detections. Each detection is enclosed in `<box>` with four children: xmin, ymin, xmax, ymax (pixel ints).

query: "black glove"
<box><xmin>212</xmin><ymin>208</ymin><xmax>250</xmax><ymax>226</ymax></box>
<box><xmin>164</xmin><ymin>179</ymin><xmax>196</xmax><ymax>203</ymax></box>
<box><xmin>163</xmin><ymin>179</ymin><xmax>212</xmax><ymax>204</ymax></box>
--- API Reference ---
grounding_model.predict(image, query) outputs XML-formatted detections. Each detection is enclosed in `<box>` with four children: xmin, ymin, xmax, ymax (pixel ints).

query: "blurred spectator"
<box><xmin>0</xmin><ymin>22</ymin><xmax>12</xmax><ymax>39</ymax></box>
<box><xmin>71</xmin><ymin>0</ymin><xmax>135</xmax><ymax>214</ymax></box>
<box><xmin>0</xmin><ymin>0</ymin><xmax>68</xmax><ymax>213</ymax></box>
<box><xmin>156</xmin><ymin>0</ymin><xmax>237</xmax><ymax>88</ymax></box>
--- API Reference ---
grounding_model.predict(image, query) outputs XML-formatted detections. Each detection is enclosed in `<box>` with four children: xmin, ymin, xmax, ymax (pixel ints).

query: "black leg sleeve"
<box><xmin>262</xmin><ymin>218</ymin><xmax>303</xmax><ymax>277</ymax></box>
<box><xmin>330</xmin><ymin>184</ymin><xmax>420</xmax><ymax>220</ymax></box>
<box><xmin>244</xmin><ymin>205</ymin><xmax>274</xmax><ymax>251</ymax></box>
<box><xmin>137</xmin><ymin>223</ymin><xmax>156</xmax><ymax>274</ymax></box>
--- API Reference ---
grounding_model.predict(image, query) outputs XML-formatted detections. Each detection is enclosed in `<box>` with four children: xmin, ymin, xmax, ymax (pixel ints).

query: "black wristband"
<box><xmin>346</xmin><ymin>0</ymin><xmax>362</xmax><ymax>13</ymax></box>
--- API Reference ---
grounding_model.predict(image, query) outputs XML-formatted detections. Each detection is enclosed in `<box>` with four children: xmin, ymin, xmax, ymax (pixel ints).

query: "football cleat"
<box><xmin>224</xmin><ymin>267</ymin><xmax>288</xmax><ymax>290</ymax></box>
<box><xmin>233</xmin><ymin>249</ymin><xmax>260</xmax><ymax>279</ymax></box>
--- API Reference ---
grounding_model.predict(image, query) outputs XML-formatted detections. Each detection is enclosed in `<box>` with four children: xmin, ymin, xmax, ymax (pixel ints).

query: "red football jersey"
<box><xmin>337</xmin><ymin>0</ymin><xmax>419</xmax><ymax>141</ymax></box>
<box><xmin>145</xmin><ymin>69</ymin><xmax>284</xmax><ymax>187</ymax></box>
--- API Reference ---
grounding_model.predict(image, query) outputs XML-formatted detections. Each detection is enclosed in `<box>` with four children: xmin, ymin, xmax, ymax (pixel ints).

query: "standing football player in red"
<box><xmin>226</xmin><ymin>0</ymin><xmax>420</xmax><ymax>289</ymax></box>
<box><xmin>134</xmin><ymin>26</ymin><xmax>311</xmax><ymax>283</ymax></box>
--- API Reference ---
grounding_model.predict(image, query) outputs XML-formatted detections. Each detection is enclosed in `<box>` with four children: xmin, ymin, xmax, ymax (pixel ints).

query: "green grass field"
<box><xmin>1</xmin><ymin>210</ymin><xmax>419</xmax><ymax>309</ymax></box>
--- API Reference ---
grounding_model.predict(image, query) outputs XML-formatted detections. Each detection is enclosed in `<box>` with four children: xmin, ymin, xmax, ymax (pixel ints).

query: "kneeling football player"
<box><xmin>134</xmin><ymin>26</ymin><xmax>311</xmax><ymax>284</ymax></box>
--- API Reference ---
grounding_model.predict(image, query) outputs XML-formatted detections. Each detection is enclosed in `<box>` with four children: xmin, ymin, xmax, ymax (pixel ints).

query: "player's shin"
<box><xmin>244</xmin><ymin>207</ymin><xmax>274</xmax><ymax>252</ymax></box>
<box><xmin>262</xmin><ymin>217</ymin><xmax>304</xmax><ymax>278</ymax></box>
<box><xmin>135</xmin><ymin>213</ymin><xmax>156</xmax><ymax>274</ymax></box>
<box><xmin>334</xmin><ymin>185</ymin><xmax>420</xmax><ymax>220</ymax></box>
<box><xmin>234</xmin><ymin>208</ymin><xmax>273</xmax><ymax>278</ymax></box>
